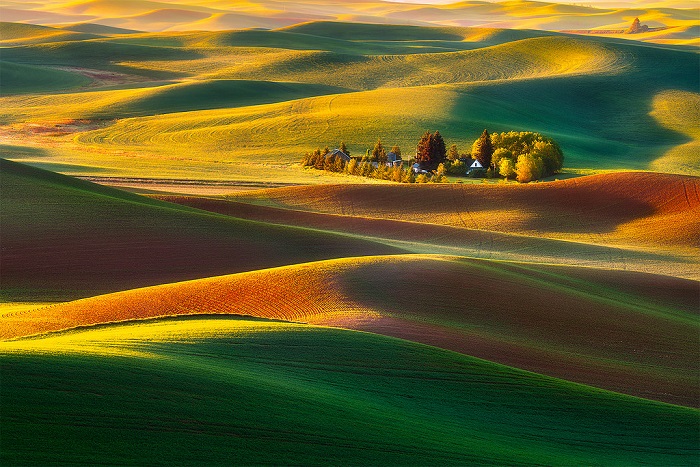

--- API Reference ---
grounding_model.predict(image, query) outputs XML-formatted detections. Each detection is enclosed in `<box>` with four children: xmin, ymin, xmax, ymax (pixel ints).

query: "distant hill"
<box><xmin>58</xmin><ymin>22</ymin><xmax>141</xmax><ymax>35</ymax></box>
<box><xmin>6</xmin><ymin>0</ymin><xmax>698</xmax><ymax>36</ymax></box>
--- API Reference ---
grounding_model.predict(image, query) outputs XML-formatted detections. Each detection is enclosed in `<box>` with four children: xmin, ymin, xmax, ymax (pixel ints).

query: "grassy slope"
<box><xmin>1</xmin><ymin>316</ymin><xmax>697</xmax><ymax>465</ymax></box>
<box><xmin>0</xmin><ymin>159</ymin><xmax>399</xmax><ymax>301</ymax></box>
<box><xmin>1</xmin><ymin>23</ymin><xmax>697</xmax><ymax>177</ymax></box>
<box><xmin>649</xmin><ymin>89</ymin><xmax>700</xmax><ymax>175</ymax></box>
<box><xmin>0</xmin><ymin>61</ymin><xmax>93</xmax><ymax>95</ymax></box>
<box><xmin>62</xmin><ymin>41</ymin><xmax>700</xmax><ymax>173</ymax></box>
<box><xmin>0</xmin><ymin>22</ymin><xmax>101</xmax><ymax>45</ymax></box>
<box><xmin>3</xmin><ymin>255</ymin><xmax>697</xmax><ymax>406</ymax></box>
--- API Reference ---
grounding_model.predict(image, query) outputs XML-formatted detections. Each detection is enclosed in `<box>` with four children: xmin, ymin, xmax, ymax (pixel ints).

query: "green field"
<box><xmin>1</xmin><ymin>12</ymin><xmax>699</xmax><ymax>465</ymax></box>
<box><xmin>2</xmin><ymin>316</ymin><xmax>698</xmax><ymax>465</ymax></box>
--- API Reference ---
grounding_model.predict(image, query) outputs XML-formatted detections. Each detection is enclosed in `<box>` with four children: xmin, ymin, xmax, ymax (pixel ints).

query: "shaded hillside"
<box><xmin>0</xmin><ymin>159</ymin><xmax>399</xmax><ymax>301</ymax></box>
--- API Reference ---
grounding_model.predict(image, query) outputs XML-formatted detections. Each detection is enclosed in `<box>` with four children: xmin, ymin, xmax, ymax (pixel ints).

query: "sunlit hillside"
<box><xmin>3</xmin><ymin>316</ymin><xmax>698</xmax><ymax>465</ymax></box>
<box><xmin>5</xmin><ymin>0</ymin><xmax>699</xmax><ymax>36</ymax></box>
<box><xmin>1</xmin><ymin>4</ymin><xmax>698</xmax><ymax>464</ymax></box>
<box><xmin>0</xmin><ymin>20</ymin><xmax>698</xmax><ymax>180</ymax></box>
<box><xmin>3</xmin><ymin>254</ymin><xmax>698</xmax><ymax>407</ymax></box>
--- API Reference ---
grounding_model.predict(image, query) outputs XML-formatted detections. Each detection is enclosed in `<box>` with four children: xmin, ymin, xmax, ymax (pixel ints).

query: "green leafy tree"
<box><xmin>471</xmin><ymin>129</ymin><xmax>494</xmax><ymax>169</ymax></box>
<box><xmin>531</xmin><ymin>140</ymin><xmax>563</xmax><ymax>176</ymax></box>
<box><xmin>499</xmin><ymin>158</ymin><xmax>515</xmax><ymax>179</ymax></box>
<box><xmin>516</xmin><ymin>154</ymin><xmax>544</xmax><ymax>183</ymax></box>
<box><xmin>491</xmin><ymin>148</ymin><xmax>513</xmax><ymax>170</ymax></box>
<box><xmin>489</xmin><ymin>131</ymin><xmax>563</xmax><ymax>179</ymax></box>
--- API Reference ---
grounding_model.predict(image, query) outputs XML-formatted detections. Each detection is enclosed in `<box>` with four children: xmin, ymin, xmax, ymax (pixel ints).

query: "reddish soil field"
<box><xmin>3</xmin><ymin>255</ymin><xmax>697</xmax><ymax>407</ymax></box>
<box><xmin>0</xmin><ymin>159</ymin><xmax>398</xmax><ymax>301</ymax></box>
<box><xmin>160</xmin><ymin>193</ymin><xmax>699</xmax><ymax>280</ymax></box>
<box><xmin>227</xmin><ymin>172</ymin><xmax>700</xmax><ymax>250</ymax></box>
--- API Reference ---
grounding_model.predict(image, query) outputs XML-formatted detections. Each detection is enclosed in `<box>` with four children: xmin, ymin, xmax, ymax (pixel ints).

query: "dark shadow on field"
<box><xmin>0</xmin><ymin>41</ymin><xmax>204</xmax><ymax>79</ymax></box>
<box><xmin>451</xmin><ymin>42</ymin><xmax>700</xmax><ymax>170</ymax></box>
<box><xmin>334</xmin><ymin>257</ymin><xmax>700</xmax><ymax>407</ymax></box>
<box><xmin>0</xmin><ymin>145</ymin><xmax>49</xmax><ymax>159</ymax></box>
<box><xmin>0</xmin><ymin>159</ymin><xmax>402</xmax><ymax>302</ymax></box>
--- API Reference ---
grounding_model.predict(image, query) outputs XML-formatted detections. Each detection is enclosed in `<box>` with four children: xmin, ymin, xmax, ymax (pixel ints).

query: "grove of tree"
<box><xmin>415</xmin><ymin>131</ymin><xmax>447</xmax><ymax>168</ymax></box>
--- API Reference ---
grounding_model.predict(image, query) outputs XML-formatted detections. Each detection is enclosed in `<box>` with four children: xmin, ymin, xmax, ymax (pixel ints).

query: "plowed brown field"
<box><xmin>227</xmin><ymin>172</ymin><xmax>700</xmax><ymax>250</ymax></box>
<box><xmin>4</xmin><ymin>255</ymin><xmax>697</xmax><ymax>407</ymax></box>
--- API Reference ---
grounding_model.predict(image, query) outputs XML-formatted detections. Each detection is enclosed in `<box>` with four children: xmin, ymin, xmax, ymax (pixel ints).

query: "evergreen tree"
<box><xmin>339</xmin><ymin>141</ymin><xmax>350</xmax><ymax>157</ymax></box>
<box><xmin>430</xmin><ymin>131</ymin><xmax>447</xmax><ymax>166</ymax></box>
<box><xmin>471</xmin><ymin>129</ymin><xmax>494</xmax><ymax>169</ymax></box>
<box><xmin>372</xmin><ymin>139</ymin><xmax>387</xmax><ymax>164</ymax></box>
<box><xmin>390</xmin><ymin>145</ymin><xmax>401</xmax><ymax>158</ymax></box>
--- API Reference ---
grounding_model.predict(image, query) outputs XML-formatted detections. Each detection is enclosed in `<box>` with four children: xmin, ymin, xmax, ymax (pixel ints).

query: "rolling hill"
<box><xmin>0</xmin><ymin>158</ymin><xmax>399</xmax><ymax>301</ymax></box>
<box><xmin>3</xmin><ymin>255</ymin><xmax>697</xmax><ymax>407</ymax></box>
<box><xmin>1</xmin><ymin>21</ymin><xmax>696</xmax><ymax>179</ymax></box>
<box><xmin>226</xmin><ymin>172</ymin><xmax>700</xmax><ymax>252</ymax></box>
<box><xmin>1</xmin><ymin>11</ymin><xmax>699</xmax><ymax>464</ymax></box>
<box><xmin>8</xmin><ymin>0</ymin><xmax>700</xmax><ymax>35</ymax></box>
<box><xmin>3</xmin><ymin>316</ymin><xmax>697</xmax><ymax>465</ymax></box>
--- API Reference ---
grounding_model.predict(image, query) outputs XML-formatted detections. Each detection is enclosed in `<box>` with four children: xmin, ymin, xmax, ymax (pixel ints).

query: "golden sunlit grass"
<box><xmin>0</xmin><ymin>19</ymin><xmax>696</xmax><ymax>180</ymax></box>
<box><xmin>649</xmin><ymin>90</ymin><xmax>700</xmax><ymax>175</ymax></box>
<box><xmin>0</xmin><ymin>317</ymin><xmax>299</xmax><ymax>357</ymax></box>
<box><xmin>17</xmin><ymin>0</ymin><xmax>697</xmax><ymax>37</ymax></box>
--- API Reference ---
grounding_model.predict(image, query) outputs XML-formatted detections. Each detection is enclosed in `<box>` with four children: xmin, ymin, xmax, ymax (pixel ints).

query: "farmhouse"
<box><xmin>467</xmin><ymin>159</ymin><xmax>484</xmax><ymax>174</ymax></box>
<box><xmin>412</xmin><ymin>162</ymin><xmax>429</xmax><ymax>174</ymax></box>
<box><xmin>386</xmin><ymin>151</ymin><xmax>402</xmax><ymax>167</ymax></box>
<box><xmin>328</xmin><ymin>148</ymin><xmax>351</xmax><ymax>162</ymax></box>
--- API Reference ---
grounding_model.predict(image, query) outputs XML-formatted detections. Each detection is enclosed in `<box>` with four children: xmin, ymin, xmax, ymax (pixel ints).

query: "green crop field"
<box><xmin>2</xmin><ymin>316</ymin><xmax>698</xmax><ymax>465</ymax></box>
<box><xmin>1</xmin><ymin>6</ymin><xmax>699</xmax><ymax>464</ymax></box>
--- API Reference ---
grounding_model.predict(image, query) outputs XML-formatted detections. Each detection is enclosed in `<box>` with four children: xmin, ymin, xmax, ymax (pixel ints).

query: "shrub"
<box><xmin>345</xmin><ymin>158</ymin><xmax>358</xmax><ymax>175</ymax></box>
<box><xmin>447</xmin><ymin>159</ymin><xmax>466</xmax><ymax>175</ymax></box>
